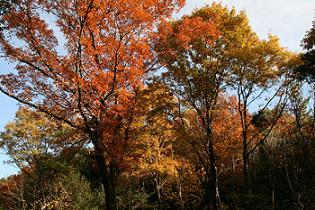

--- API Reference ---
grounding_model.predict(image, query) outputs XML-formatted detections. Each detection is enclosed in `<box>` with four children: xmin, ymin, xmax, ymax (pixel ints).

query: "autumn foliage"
<box><xmin>1</xmin><ymin>1</ymin><xmax>315</xmax><ymax>210</ymax></box>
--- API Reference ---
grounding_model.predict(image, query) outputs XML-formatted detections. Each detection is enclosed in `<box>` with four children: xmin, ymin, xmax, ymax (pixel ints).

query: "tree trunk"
<box><xmin>232</xmin><ymin>156</ymin><xmax>236</xmax><ymax>193</ymax></box>
<box><xmin>239</xmin><ymin>94</ymin><xmax>250</xmax><ymax>191</ymax></box>
<box><xmin>92</xmin><ymin>135</ymin><xmax>118</xmax><ymax>210</ymax></box>
<box><xmin>103</xmin><ymin>165</ymin><xmax>118</xmax><ymax>210</ymax></box>
<box><xmin>242</xmin><ymin>129</ymin><xmax>251</xmax><ymax>193</ymax></box>
<box><xmin>269</xmin><ymin>169</ymin><xmax>275</xmax><ymax>210</ymax></box>
<box><xmin>208</xmin><ymin>138</ymin><xmax>221</xmax><ymax>210</ymax></box>
<box><xmin>178</xmin><ymin>181</ymin><xmax>185</xmax><ymax>209</ymax></box>
<box><xmin>154</xmin><ymin>175</ymin><xmax>162</xmax><ymax>210</ymax></box>
<box><xmin>242</xmin><ymin>140</ymin><xmax>249</xmax><ymax>187</ymax></box>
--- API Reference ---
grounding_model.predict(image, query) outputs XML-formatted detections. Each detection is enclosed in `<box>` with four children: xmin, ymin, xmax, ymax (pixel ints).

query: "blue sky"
<box><xmin>0</xmin><ymin>0</ymin><xmax>314</xmax><ymax>178</ymax></box>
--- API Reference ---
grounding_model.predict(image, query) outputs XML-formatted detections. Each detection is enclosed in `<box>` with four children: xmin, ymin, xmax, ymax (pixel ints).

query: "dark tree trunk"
<box><xmin>154</xmin><ymin>175</ymin><xmax>162</xmax><ymax>210</ymax></box>
<box><xmin>232</xmin><ymin>156</ymin><xmax>236</xmax><ymax>193</ymax></box>
<box><xmin>92</xmin><ymin>135</ymin><xmax>119</xmax><ymax>210</ymax></box>
<box><xmin>103</xmin><ymin>164</ymin><xmax>118</xmax><ymax>210</ymax></box>
<box><xmin>242</xmin><ymin>131</ymin><xmax>249</xmax><ymax>188</ymax></box>
<box><xmin>178</xmin><ymin>180</ymin><xmax>185</xmax><ymax>209</ymax></box>
<box><xmin>207</xmin><ymin>129</ymin><xmax>221</xmax><ymax>210</ymax></box>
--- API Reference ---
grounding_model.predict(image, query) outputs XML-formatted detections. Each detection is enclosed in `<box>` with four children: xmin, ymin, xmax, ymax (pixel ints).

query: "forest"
<box><xmin>0</xmin><ymin>0</ymin><xmax>314</xmax><ymax>209</ymax></box>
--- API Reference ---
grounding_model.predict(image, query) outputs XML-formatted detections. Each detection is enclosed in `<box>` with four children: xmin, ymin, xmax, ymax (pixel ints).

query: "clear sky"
<box><xmin>0</xmin><ymin>0</ymin><xmax>314</xmax><ymax>178</ymax></box>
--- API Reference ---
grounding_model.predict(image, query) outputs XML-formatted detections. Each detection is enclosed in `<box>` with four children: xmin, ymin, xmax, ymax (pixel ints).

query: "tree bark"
<box><xmin>232</xmin><ymin>156</ymin><xmax>236</xmax><ymax>193</ymax></box>
<box><xmin>178</xmin><ymin>180</ymin><xmax>185</xmax><ymax>209</ymax></box>
<box><xmin>154</xmin><ymin>175</ymin><xmax>162</xmax><ymax>210</ymax></box>
<box><xmin>242</xmin><ymin>131</ymin><xmax>249</xmax><ymax>188</ymax></box>
<box><xmin>208</xmin><ymin>135</ymin><xmax>221</xmax><ymax>210</ymax></box>
<box><xmin>92</xmin><ymin>135</ymin><xmax>118</xmax><ymax>210</ymax></box>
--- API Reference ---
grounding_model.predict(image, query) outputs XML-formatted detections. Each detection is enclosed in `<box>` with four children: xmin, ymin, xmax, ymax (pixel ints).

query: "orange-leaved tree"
<box><xmin>0</xmin><ymin>0</ymin><xmax>184</xmax><ymax>209</ymax></box>
<box><xmin>155</xmin><ymin>4</ymin><xmax>223</xmax><ymax>209</ymax></box>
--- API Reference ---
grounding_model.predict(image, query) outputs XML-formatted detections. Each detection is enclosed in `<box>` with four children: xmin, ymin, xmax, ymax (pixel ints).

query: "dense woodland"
<box><xmin>0</xmin><ymin>0</ymin><xmax>314</xmax><ymax>209</ymax></box>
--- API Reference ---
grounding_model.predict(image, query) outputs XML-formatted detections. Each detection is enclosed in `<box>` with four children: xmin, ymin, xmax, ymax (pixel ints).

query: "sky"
<box><xmin>0</xmin><ymin>0</ymin><xmax>314</xmax><ymax>178</ymax></box>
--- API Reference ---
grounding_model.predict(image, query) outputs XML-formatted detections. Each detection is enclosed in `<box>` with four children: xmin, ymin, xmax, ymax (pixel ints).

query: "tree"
<box><xmin>296</xmin><ymin>18</ymin><xmax>315</xmax><ymax>83</ymax></box>
<box><xmin>0</xmin><ymin>153</ymin><xmax>105</xmax><ymax>210</ymax></box>
<box><xmin>156</xmin><ymin>3</ymin><xmax>228</xmax><ymax>209</ymax></box>
<box><xmin>0</xmin><ymin>0</ymin><xmax>18</xmax><ymax>16</ymax></box>
<box><xmin>172</xmin><ymin>95</ymin><xmax>245</xmax><ymax>207</ymax></box>
<box><xmin>295</xmin><ymin>18</ymin><xmax>315</xmax><ymax>125</ymax></box>
<box><xmin>211</xmin><ymin>96</ymin><xmax>244</xmax><ymax>184</ymax></box>
<box><xmin>229</xmin><ymin>32</ymin><xmax>290</xmax><ymax>187</ymax></box>
<box><xmin>131</xmin><ymin>83</ymin><xmax>180</xmax><ymax>209</ymax></box>
<box><xmin>0</xmin><ymin>1</ymin><xmax>184</xmax><ymax>209</ymax></box>
<box><xmin>0</xmin><ymin>107</ymin><xmax>85</xmax><ymax>169</ymax></box>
